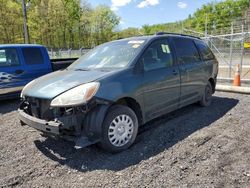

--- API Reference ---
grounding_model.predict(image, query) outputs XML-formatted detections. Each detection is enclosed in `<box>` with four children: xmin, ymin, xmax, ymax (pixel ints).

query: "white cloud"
<box><xmin>137</xmin><ymin>0</ymin><xmax>159</xmax><ymax>8</ymax></box>
<box><xmin>120</xmin><ymin>20</ymin><xmax>125</xmax><ymax>25</ymax></box>
<box><xmin>111</xmin><ymin>0</ymin><xmax>132</xmax><ymax>11</ymax></box>
<box><xmin>111</xmin><ymin>6</ymin><xmax>119</xmax><ymax>11</ymax></box>
<box><xmin>177</xmin><ymin>2</ymin><xmax>187</xmax><ymax>9</ymax></box>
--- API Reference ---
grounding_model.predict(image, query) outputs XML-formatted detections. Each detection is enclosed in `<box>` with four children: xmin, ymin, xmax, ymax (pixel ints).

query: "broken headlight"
<box><xmin>50</xmin><ymin>82</ymin><xmax>100</xmax><ymax>107</ymax></box>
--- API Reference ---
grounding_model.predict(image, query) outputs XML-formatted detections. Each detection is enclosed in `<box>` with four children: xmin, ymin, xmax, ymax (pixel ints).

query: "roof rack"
<box><xmin>155</xmin><ymin>32</ymin><xmax>201</xmax><ymax>40</ymax></box>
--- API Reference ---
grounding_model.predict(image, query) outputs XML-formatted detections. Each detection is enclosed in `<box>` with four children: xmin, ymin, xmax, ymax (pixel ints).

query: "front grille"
<box><xmin>25</xmin><ymin>97</ymin><xmax>54</xmax><ymax>120</ymax></box>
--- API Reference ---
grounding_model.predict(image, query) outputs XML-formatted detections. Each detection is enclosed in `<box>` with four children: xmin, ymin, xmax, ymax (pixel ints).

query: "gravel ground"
<box><xmin>0</xmin><ymin>92</ymin><xmax>250</xmax><ymax>188</ymax></box>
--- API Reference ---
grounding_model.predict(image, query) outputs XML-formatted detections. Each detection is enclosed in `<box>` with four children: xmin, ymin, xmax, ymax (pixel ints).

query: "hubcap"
<box><xmin>108</xmin><ymin>114</ymin><xmax>134</xmax><ymax>147</ymax></box>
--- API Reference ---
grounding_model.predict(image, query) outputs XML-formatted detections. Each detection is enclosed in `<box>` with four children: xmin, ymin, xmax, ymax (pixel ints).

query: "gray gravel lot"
<box><xmin>0</xmin><ymin>92</ymin><xmax>249</xmax><ymax>187</ymax></box>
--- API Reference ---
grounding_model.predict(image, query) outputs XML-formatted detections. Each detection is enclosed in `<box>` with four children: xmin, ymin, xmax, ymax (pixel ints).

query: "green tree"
<box><xmin>142</xmin><ymin>24</ymin><xmax>152</xmax><ymax>35</ymax></box>
<box><xmin>90</xmin><ymin>5</ymin><xmax>120</xmax><ymax>46</ymax></box>
<box><xmin>0</xmin><ymin>0</ymin><xmax>23</xmax><ymax>43</ymax></box>
<box><xmin>0</xmin><ymin>0</ymin><xmax>249</xmax><ymax>49</ymax></box>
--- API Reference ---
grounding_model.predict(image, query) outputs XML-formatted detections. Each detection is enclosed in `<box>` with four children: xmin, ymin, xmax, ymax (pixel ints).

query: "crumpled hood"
<box><xmin>22</xmin><ymin>69</ymin><xmax>113</xmax><ymax>99</ymax></box>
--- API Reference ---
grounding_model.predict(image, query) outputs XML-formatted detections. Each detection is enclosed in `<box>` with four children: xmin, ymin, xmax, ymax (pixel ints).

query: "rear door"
<box><xmin>20</xmin><ymin>47</ymin><xmax>51</xmax><ymax>83</ymax></box>
<box><xmin>141</xmin><ymin>38</ymin><xmax>181</xmax><ymax>121</ymax></box>
<box><xmin>0</xmin><ymin>47</ymin><xmax>25</xmax><ymax>95</ymax></box>
<box><xmin>194</xmin><ymin>39</ymin><xmax>218</xmax><ymax>82</ymax></box>
<box><xmin>172</xmin><ymin>37</ymin><xmax>205</xmax><ymax>107</ymax></box>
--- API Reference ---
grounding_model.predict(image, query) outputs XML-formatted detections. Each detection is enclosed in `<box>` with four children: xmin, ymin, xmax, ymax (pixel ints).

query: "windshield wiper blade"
<box><xmin>74</xmin><ymin>68</ymin><xmax>91</xmax><ymax>71</ymax></box>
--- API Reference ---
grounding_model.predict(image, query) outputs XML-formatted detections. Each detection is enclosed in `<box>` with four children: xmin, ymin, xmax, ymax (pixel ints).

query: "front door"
<box><xmin>141</xmin><ymin>39</ymin><xmax>181</xmax><ymax>122</ymax></box>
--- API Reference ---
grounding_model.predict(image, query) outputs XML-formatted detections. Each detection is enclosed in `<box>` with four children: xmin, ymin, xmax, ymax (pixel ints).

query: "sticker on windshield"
<box><xmin>128</xmin><ymin>40</ymin><xmax>145</xmax><ymax>44</ymax></box>
<box><xmin>161</xmin><ymin>44</ymin><xmax>170</xmax><ymax>53</ymax></box>
<box><xmin>132</xmin><ymin>44</ymin><xmax>141</xmax><ymax>48</ymax></box>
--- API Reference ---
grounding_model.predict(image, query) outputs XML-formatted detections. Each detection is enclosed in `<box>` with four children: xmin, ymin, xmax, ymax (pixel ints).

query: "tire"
<box><xmin>100</xmin><ymin>105</ymin><xmax>138</xmax><ymax>153</ymax></box>
<box><xmin>200</xmin><ymin>81</ymin><xmax>213</xmax><ymax>107</ymax></box>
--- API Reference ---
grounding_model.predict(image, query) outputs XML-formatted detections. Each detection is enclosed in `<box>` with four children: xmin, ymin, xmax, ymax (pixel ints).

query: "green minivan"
<box><xmin>19</xmin><ymin>33</ymin><xmax>218</xmax><ymax>152</ymax></box>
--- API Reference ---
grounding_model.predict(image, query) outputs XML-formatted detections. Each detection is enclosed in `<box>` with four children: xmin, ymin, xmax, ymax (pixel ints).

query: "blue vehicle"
<box><xmin>0</xmin><ymin>44</ymin><xmax>74</xmax><ymax>99</ymax></box>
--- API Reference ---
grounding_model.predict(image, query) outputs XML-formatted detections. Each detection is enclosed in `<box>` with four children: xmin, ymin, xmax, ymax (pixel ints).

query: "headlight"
<box><xmin>50</xmin><ymin>82</ymin><xmax>100</xmax><ymax>107</ymax></box>
<box><xmin>20</xmin><ymin>80</ymin><xmax>36</xmax><ymax>98</ymax></box>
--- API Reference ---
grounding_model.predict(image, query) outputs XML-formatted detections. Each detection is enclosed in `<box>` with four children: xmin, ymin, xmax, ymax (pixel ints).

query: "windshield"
<box><xmin>68</xmin><ymin>39</ymin><xmax>146</xmax><ymax>70</ymax></box>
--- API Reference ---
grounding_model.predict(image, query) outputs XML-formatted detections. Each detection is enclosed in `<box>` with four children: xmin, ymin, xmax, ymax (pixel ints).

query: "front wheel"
<box><xmin>100</xmin><ymin>105</ymin><xmax>138</xmax><ymax>153</ymax></box>
<box><xmin>199</xmin><ymin>82</ymin><xmax>213</xmax><ymax>107</ymax></box>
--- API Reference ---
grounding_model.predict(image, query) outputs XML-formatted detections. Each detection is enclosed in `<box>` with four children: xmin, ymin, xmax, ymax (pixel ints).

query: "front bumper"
<box><xmin>19</xmin><ymin>109</ymin><xmax>99</xmax><ymax>148</ymax></box>
<box><xmin>18</xmin><ymin>96</ymin><xmax>111</xmax><ymax>148</ymax></box>
<box><xmin>19</xmin><ymin>109</ymin><xmax>60</xmax><ymax>135</ymax></box>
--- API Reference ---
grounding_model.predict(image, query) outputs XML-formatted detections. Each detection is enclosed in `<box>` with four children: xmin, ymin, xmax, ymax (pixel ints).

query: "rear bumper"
<box><xmin>18</xmin><ymin>109</ymin><xmax>60</xmax><ymax>135</ymax></box>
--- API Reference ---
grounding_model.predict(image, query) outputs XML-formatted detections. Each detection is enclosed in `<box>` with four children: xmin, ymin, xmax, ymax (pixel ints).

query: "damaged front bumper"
<box><xmin>19</xmin><ymin>109</ymin><xmax>61</xmax><ymax>135</ymax></box>
<box><xmin>18</xmin><ymin>97</ymin><xmax>111</xmax><ymax>148</ymax></box>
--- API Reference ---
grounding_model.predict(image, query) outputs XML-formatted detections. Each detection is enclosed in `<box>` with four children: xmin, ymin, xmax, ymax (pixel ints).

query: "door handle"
<box><xmin>15</xmin><ymin>70</ymin><xmax>24</xmax><ymax>74</ymax></box>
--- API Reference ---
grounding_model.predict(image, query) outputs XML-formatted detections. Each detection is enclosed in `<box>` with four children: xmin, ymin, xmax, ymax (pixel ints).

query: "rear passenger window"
<box><xmin>0</xmin><ymin>48</ymin><xmax>20</xmax><ymax>67</ymax></box>
<box><xmin>141</xmin><ymin>39</ymin><xmax>174</xmax><ymax>71</ymax></box>
<box><xmin>22</xmin><ymin>48</ymin><xmax>44</xmax><ymax>65</ymax></box>
<box><xmin>195</xmin><ymin>40</ymin><xmax>215</xmax><ymax>61</ymax></box>
<box><xmin>173</xmin><ymin>38</ymin><xmax>200</xmax><ymax>64</ymax></box>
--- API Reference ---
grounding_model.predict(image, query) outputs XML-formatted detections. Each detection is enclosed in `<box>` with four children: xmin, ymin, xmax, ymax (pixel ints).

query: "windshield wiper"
<box><xmin>74</xmin><ymin>68</ymin><xmax>91</xmax><ymax>71</ymax></box>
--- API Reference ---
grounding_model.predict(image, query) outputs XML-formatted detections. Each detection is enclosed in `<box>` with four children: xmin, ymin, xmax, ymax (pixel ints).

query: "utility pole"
<box><xmin>240</xmin><ymin>25</ymin><xmax>245</xmax><ymax>75</ymax></box>
<box><xmin>205</xmin><ymin>13</ymin><xmax>208</xmax><ymax>38</ymax></box>
<box><xmin>229</xmin><ymin>22</ymin><xmax>234</xmax><ymax>78</ymax></box>
<box><xmin>21</xmin><ymin>0</ymin><xmax>30</xmax><ymax>43</ymax></box>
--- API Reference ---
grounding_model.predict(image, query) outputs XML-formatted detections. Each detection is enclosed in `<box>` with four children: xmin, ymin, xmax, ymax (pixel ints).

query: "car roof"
<box><xmin>115</xmin><ymin>33</ymin><xmax>202</xmax><ymax>43</ymax></box>
<box><xmin>0</xmin><ymin>44</ymin><xmax>45</xmax><ymax>48</ymax></box>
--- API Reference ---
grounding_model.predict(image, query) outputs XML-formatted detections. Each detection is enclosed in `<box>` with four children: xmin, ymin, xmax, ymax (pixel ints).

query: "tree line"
<box><xmin>0</xmin><ymin>0</ymin><xmax>120</xmax><ymax>49</ymax></box>
<box><xmin>0</xmin><ymin>0</ymin><xmax>249</xmax><ymax>49</ymax></box>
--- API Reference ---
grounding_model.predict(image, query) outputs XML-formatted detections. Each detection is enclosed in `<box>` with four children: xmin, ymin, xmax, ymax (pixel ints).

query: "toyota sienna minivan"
<box><xmin>19</xmin><ymin>33</ymin><xmax>218</xmax><ymax>152</ymax></box>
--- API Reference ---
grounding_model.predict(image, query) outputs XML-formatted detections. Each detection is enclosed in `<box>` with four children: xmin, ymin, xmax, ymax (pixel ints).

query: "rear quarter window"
<box><xmin>195</xmin><ymin>40</ymin><xmax>215</xmax><ymax>61</ymax></box>
<box><xmin>22</xmin><ymin>48</ymin><xmax>44</xmax><ymax>65</ymax></box>
<box><xmin>173</xmin><ymin>38</ymin><xmax>201</xmax><ymax>64</ymax></box>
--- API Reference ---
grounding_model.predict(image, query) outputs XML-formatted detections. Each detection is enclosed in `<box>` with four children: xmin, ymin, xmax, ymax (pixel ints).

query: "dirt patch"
<box><xmin>0</xmin><ymin>92</ymin><xmax>249</xmax><ymax>187</ymax></box>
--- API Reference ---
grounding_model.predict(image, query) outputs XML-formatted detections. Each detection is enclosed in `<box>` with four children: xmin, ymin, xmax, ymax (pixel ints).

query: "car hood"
<box><xmin>22</xmin><ymin>69</ymin><xmax>114</xmax><ymax>99</ymax></box>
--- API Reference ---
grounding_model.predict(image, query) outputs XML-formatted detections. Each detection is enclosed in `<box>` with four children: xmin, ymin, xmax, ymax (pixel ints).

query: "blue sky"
<box><xmin>89</xmin><ymin>0</ymin><xmax>222</xmax><ymax>29</ymax></box>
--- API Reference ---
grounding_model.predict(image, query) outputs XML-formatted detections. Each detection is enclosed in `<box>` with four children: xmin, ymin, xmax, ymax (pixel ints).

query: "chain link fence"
<box><xmin>204</xmin><ymin>31</ymin><xmax>250</xmax><ymax>79</ymax></box>
<box><xmin>185</xmin><ymin>17</ymin><xmax>250</xmax><ymax>81</ymax></box>
<box><xmin>48</xmin><ymin>48</ymin><xmax>91</xmax><ymax>59</ymax></box>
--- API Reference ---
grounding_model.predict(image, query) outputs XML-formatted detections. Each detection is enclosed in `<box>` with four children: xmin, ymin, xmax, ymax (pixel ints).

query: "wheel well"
<box><xmin>114</xmin><ymin>97</ymin><xmax>143</xmax><ymax>125</ymax></box>
<box><xmin>209</xmin><ymin>78</ymin><xmax>215</xmax><ymax>93</ymax></box>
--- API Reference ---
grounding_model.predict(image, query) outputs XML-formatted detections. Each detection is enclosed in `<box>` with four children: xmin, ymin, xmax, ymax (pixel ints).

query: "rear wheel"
<box><xmin>100</xmin><ymin>105</ymin><xmax>138</xmax><ymax>153</ymax></box>
<box><xmin>200</xmin><ymin>81</ymin><xmax>213</xmax><ymax>107</ymax></box>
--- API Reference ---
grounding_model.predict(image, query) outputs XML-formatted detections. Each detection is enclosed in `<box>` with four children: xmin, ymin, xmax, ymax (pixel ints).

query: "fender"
<box><xmin>84</xmin><ymin>102</ymin><xmax>111</xmax><ymax>142</ymax></box>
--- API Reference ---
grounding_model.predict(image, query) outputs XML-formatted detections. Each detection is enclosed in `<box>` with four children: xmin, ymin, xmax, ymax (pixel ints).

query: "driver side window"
<box><xmin>141</xmin><ymin>39</ymin><xmax>173</xmax><ymax>71</ymax></box>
